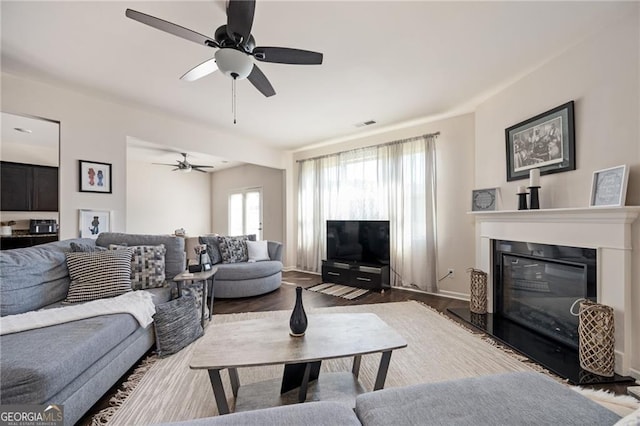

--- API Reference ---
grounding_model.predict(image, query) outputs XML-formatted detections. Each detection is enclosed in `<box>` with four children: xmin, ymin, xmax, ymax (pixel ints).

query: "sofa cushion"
<box><xmin>70</xmin><ymin>241</ymin><xmax>108</xmax><ymax>252</ymax></box>
<box><xmin>215</xmin><ymin>260</ymin><xmax>283</xmax><ymax>281</ymax></box>
<box><xmin>354</xmin><ymin>372</ymin><xmax>621</xmax><ymax>426</ymax></box>
<box><xmin>0</xmin><ymin>239</ymin><xmax>96</xmax><ymax>316</ymax></box>
<box><xmin>96</xmin><ymin>233</ymin><xmax>185</xmax><ymax>280</ymax></box>
<box><xmin>64</xmin><ymin>249</ymin><xmax>133</xmax><ymax>303</ymax></box>
<box><xmin>155</xmin><ymin>401</ymin><xmax>361</xmax><ymax>426</ymax></box>
<box><xmin>0</xmin><ymin>313</ymin><xmax>140</xmax><ymax>404</ymax></box>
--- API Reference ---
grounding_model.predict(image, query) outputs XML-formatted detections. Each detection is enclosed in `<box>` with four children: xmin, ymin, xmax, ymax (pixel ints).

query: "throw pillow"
<box><xmin>65</xmin><ymin>249</ymin><xmax>133</xmax><ymax>303</ymax></box>
<box><xmin>217</xmin><ymin>235</ymin><xmax>249</xmax><ymax>263</ymax></box>
<box><xmin>153</xmin><ymin>294</ymin><xmax>203</xmax><ymax>358</ymax></box>
<box><xmin>110</xmin><ymin>244</ymin><xmax>167</xmax><ymax>290</ymax></box>
<box><xmin>247</xmin><ymin>240</ymin><xmax>270</xmax><ymax>262</ymax></box>
<box><xmin>198</xmin><ymin>235</ymin><xmax>222</xmax><ymax>265</ymax></box>
<box><xmin>69</xmin><ymin>242</ymin><xmax>108</xmax><ymax>252</ymax></box>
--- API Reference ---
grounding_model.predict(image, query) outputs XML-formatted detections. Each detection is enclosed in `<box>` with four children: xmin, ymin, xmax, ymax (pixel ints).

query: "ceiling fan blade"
<box><xmin>190</xmin><ymin>164</ymin><xmax>214</xmax><ymax>169</ymax></box>
<box><xmin>253</xmin><ymin>47</ymin><xmax>323</xmax><ymax>65</ymax></box>
<box><xmin>247</xmin><ymin>64</ymin><xmax>276</xmax><ymax>97</ymax></box>
<box><xmin>180</xmin><ymin>58</ymin><xmax>219</xmax><ymax>82</ymax></box>
<box><xmin>193</xmin><ymin>168</ymin><xmax>208</xmax><ymax>173</ymax></box>
<box><xmin>126</xmin><ymin>9</ymin><xmax>218</xmax><ymax>48</ymax></box>
<box><xmin>152</xmin><ymin>163</ymin><xmax>181</xmax><ymax>166</ymax></box>
<box><xmin>226</xmin><ymin>0</ymin><xmax>255</xmax><ymax>44</ymax></box>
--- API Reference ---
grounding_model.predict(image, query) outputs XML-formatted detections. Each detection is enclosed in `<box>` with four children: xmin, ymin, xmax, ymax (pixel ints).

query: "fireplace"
<box><xmin>449</xmin><ymin>207</ymin><xmax>640</xmax><ymax>385</ymax></box>
<box><xmin>494</xmin><ymin>240</ymin><xmax>596</xmax><ymax>350</ymax></box>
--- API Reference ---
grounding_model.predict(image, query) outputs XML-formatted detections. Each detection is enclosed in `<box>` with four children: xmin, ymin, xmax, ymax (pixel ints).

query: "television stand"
<box><xmin>321</xmin><ymin>260</ymin><xmax>390</xmax><ymax>292</ymax></box>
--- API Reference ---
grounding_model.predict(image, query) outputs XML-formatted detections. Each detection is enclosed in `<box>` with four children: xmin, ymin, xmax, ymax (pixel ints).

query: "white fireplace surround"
<box><xmin>472</xmin><ymin>207</ymin><xmax>640</xmax><ymax>377</ymax></box>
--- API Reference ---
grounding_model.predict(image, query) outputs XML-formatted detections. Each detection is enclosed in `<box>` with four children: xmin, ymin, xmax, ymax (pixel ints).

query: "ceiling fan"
<box><xmin>125</xmin><ymin>1</ymin><xmax>323</xmax><ymax>98</ymax></box>
<box><xmin>153</xmin><ymin>153</ymin><xmax>214</xmax><ymax>173</ymax></box>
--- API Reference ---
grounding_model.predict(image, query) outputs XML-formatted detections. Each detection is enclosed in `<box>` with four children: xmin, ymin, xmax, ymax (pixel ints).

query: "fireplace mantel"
<box><xmin>470</xmin><ymin>206</ymin><xmax>640</xmax><ymax>376</ymax></box>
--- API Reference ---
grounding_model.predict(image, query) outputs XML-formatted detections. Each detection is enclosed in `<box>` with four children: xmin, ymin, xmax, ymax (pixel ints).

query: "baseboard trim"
<box><xmin>282</xmin><ymin>267</ymin><xmax>320</xmax><ymax>275</ymax></box>
<box><xmin>437</xmin><ymin>289</ymin><xmax>471</xmax><ymax>301</ymax></box>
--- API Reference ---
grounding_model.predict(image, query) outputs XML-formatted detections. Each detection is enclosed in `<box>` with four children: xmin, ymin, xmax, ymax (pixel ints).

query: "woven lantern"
<box><xmin>576</xmin><ymin>299</ymin><xmax>615</xmax><ymax>377</ymax></box>
<box><xmin>469</xmin><ymin>269</ymin><xmax>488</xmax><ymax>314</ymax></box>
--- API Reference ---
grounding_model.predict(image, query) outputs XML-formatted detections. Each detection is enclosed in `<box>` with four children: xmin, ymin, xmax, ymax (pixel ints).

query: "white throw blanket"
<box><xmin>0</xmin><ymin>290</ymin><xmax>156</xmax><ymax>335</ymax></box>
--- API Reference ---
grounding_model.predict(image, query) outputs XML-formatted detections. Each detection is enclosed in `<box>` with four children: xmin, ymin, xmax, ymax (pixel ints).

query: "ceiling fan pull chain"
<box><xmin>232</xmin><ymin>77</ymin><xmax>237</xmax><ymax>124</ymax></box>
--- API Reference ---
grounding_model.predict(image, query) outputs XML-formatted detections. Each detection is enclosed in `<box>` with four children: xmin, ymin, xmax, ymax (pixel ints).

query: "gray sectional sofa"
<box><xmin>159</xmin><ymin>372</ymin><xmax>623</xmax><ymax>425</ymax></box>
<box><xmin>0</xmin><ymin>233</ymin><xmax>186</xmax><ymax>426</ymax></box>
<box><xmin>186</xmin><ymin>236</ymin><xmax>283</xmax><ymax>298</ymax></box>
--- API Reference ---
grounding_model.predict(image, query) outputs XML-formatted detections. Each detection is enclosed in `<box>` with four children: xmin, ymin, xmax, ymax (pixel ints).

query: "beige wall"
<box><xmin>126</xmin><ymin>159</ymin><xmax>211</xmax><ymax>236</ymax></box>
<box><xmin>1</xmin><ymin>73</ymin><xmax>284</xmax><ymax>239</ymax></box>
<box><xmin>210</xmin><ymin>164</ymin><xmax>285</xmax><ymax>244</ymax></box>
<box><xmin>288</xmin><ymin>113</ymin><xmax>476</xmax><ymax>295</ymax></box>
<box><xmin>474</xmin><ymin>9</ymin><xmax>640</xmax><ymax>376</ymax></box>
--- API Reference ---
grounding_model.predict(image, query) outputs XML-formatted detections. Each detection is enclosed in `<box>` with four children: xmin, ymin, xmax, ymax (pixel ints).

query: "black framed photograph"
<box><xmin>79</xmin><ymin>209</ymin><xmax>111</xmax><ymax>239</ymax></box>
<box><xmin>79</xmin><ymin>160</ymin><xmax>112</xmax><ymax>193</ymax></box>
<box><xmin>471</xmin><ymin>188</ymin><xmax>498</xmax><ymax>212</ymax></box>
<box><xmin>590</xmin><ymin>165</ymin><xmax>629</xmax><ymax>207</ymax></box>
<box><xmin>505</xmin><ymin>101</ymin><xmax>575</xmax><ymax>182</ymax></box>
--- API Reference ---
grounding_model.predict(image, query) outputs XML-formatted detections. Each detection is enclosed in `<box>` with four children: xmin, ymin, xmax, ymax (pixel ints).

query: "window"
<box><xmin>228</xmin><ymin>188</ymin><xmax>262</xmax><ymax>239</ymax></box>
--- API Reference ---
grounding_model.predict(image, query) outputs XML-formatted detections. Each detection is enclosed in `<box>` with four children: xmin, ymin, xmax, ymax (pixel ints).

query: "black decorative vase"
<box><xmin>289</xmin><ymin>286</ymin><xmax>308</xmax><ymax>337</ymax></box>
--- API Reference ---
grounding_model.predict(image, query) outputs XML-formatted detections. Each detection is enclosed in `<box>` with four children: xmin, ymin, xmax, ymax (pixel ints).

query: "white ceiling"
<box><xmin>1</xmin><ymin>1</ymin><xmax>632</xmax><ymax>152</ymax></box>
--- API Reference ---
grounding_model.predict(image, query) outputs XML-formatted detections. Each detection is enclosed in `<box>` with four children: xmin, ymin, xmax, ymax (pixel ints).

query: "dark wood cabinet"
<box><xmin>0</xmin><ymin>234</ymin><xmax>59</xmax><ymax>250</ymax></box>
<box><xmin>1</xmin><ymin>161</ymin><xmax>58</xmax><ymax>211</ymax></box>
<box><xmin>322</xmin><ymin>260</ymin><xmax>390</xmax><ymax>292</ymax></box>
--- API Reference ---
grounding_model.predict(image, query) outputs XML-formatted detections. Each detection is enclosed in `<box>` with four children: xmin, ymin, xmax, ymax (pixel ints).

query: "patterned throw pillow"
<box><xmin>217</xmin><ymin>236</ymin><xmax>249</xmax><ymax>263</ymax></box>
<box><xmin>198</xmin><ymin>235</ymin><xmax>222</xmax><ymax>265</ymax></box>
<box><xmin>111</xmin><ymin>244</ymin><xmax>167</xmax><ymax>289</ymax></box>
<box><xmin>153</xmin><ymin>294</ymin><xmax>203</xmax><ymax>358</ymax></box>
<box><xmin>65</xmin><ymin>249</ymin><xmax>133</xmax><ymax>303</ymax></box>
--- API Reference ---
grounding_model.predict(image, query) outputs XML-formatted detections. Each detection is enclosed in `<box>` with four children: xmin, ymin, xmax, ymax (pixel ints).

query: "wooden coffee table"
<box><xmin>190</xmin><ymin>313</ymin><xmax>407</xmax><ymax>414</ymax></box>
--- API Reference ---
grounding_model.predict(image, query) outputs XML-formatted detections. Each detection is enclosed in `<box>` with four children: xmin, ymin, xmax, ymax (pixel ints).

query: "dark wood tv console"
<box><xmin>321</xmin><ymin>260</ymin><xmax>390</xmax><ymax>292</ymax></box>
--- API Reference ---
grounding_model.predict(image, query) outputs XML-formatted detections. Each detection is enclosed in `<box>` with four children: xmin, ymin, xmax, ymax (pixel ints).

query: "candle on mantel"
<box><xmin>529</xmin><ymin>169</ymin><xmax>540</xmax><ymax>187</ymax></box>
<box><xmin>517</xmin><ymin>186</ymin><xmax>527</xmax><ymax>194</ymax></box>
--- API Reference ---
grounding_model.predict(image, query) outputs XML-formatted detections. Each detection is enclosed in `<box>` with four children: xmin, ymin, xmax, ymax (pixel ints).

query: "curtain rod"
<box><xmin>296</xmin><ymin>131</ymin><xmax>440</xmax><ymax>163</ymax></box>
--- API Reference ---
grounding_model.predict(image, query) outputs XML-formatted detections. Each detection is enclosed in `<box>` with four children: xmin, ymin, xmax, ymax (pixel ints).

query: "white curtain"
<box><xmin>297</xmin><ymin>135</ymin><xmax>438</xmax><ymax>292</ymax></box>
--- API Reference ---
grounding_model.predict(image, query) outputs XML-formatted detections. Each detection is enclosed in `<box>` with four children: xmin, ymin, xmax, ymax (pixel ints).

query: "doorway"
<box><xmin>229</xmin><ymin>187</ymin><xmax>262</xmax><ymax>239</ymax></box>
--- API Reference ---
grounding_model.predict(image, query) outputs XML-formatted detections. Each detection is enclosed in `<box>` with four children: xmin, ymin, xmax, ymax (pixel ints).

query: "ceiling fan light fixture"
<box><xmin>182</xmin><ymin>165</ymin><xmax>193</xmax><ymax>173</ymax></box>
<box><xmin>215</xmin><ymin>48</ymin><xmax>252</xmax><ymax>80</ymax></box>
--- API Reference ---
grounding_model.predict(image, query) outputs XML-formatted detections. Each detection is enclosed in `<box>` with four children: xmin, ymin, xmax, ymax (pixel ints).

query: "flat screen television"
<box><xmin>326</xmin><ymin>220</ymin><xmax>390</xmax><ymax>266</ymax></box>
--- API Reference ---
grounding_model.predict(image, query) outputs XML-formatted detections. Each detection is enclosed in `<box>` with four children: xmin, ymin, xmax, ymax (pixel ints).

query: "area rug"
<box><xmin>95</xmin><ymin>301</ymin><xmax>635</xmax><ymax>425</ymax></box>
<box><xmin>306</xmin><ymin>283</ymin><xmax>369</xmax><ymax>299</ymax></box>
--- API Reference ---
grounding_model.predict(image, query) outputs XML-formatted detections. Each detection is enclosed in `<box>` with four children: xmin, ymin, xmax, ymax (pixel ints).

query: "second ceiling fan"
<box><xmin>126</xmin><ymin>0</ymin><xmax>323</xmax><ymax>98</ymax></box>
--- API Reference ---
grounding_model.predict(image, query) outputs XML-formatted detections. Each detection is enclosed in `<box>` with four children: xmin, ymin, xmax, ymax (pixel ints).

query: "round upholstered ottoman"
<box><xmin>213</xmin><ymin>260</ymin><xmax>283</xmax><ymax>298</ymax></box>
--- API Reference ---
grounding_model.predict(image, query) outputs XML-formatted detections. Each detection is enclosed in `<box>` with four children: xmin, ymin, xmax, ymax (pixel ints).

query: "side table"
<box><xmin>173</xmin><ymin>268</ymin><xmax>217</xmax><ymax>328</ymax></box>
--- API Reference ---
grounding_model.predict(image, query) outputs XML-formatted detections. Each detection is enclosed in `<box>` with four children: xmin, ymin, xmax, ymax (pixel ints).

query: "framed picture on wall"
<box><xmin>505</xmin><ymin>101</ymin><xmax>575</xmax><ymax>182</ymax></box>
<box><xmin>471</xmin><ymin>188</ymin><xmax>498</xmax><ymax>212</ymax></box>
<box><xmin>79</xmin><ymin>209</ymin><xmax>111</xmax><ymax>239</ymax></box>
<box><xmin>79</xmin><ymin>160</ymin><xmax>112</xmax><ymax>193</ymax></box>
<box><xmin>589</xmin><ymin>165</ymin><xmax>629</xmax><ymax>207</ymax></box>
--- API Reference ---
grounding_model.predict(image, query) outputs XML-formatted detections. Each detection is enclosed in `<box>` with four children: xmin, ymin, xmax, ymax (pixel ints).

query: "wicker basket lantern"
<box><xmin>572</xmin><ymin>299</ymin><xmax>615</xmax><ymax>377</ymax></box>
<box><xmin>469</xmin><ymin>269</ymin><xmax>488</xmax><ymax>314</ymax></box>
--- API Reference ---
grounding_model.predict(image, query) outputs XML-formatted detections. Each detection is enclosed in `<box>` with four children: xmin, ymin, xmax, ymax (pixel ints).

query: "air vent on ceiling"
<box><xmin>355</xmin><ymin>120</ymin><xmax>377</xmax><ymax>128</ymax></box>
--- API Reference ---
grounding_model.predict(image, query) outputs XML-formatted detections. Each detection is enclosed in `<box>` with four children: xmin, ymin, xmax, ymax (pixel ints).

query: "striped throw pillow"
<box><xmin>65</xmin><ymin>249</ymin><xmax>133</xmax><ymax>303</ymax></box>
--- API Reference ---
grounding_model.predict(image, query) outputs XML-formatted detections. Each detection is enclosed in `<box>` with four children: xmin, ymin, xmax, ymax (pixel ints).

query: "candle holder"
<box><xmin>517</xmin><ymin>192</ymin><xmax>528</xmax><ymax>210</ymax></box>
<box><xmin>528</xmin><ymin>186</ymin><xmax>541</xmax><ymax>209</ymax></box>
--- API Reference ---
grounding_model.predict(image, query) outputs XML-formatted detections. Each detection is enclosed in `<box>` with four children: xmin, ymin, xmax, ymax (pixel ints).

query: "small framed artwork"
<box><xmin>79</xmin><ymin>209</ymin><xmax>111</xmax><ymax>239</ymax></box>
<box><xmin>79</xmin><ymin>160</ymin><xmax>112</xmax><ymax>193</ymax></box>
<box><xmin>505</xmin><ymin>101</ymin><xmax>575</xmax><ymax>182</ymax></box>
<box><xmin>589</xmin><ymin>165</ymin><xmax>629</xmax><ymax>207</ymax></box>
<box><xmin>471</xmin><ymin>188</ymin><xmax>498</xmax><ymax>212</ymax></box>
